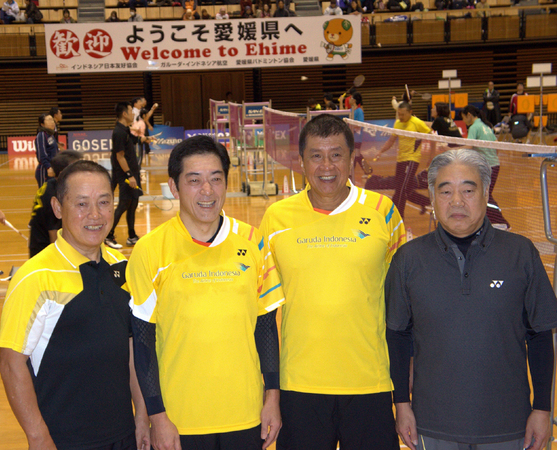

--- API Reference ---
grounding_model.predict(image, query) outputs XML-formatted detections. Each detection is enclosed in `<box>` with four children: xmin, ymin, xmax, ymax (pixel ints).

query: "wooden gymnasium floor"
<box><xmin>0</xmin><ymin>150</ymin><xmax>557</xmax><ymax>449</ymax></box>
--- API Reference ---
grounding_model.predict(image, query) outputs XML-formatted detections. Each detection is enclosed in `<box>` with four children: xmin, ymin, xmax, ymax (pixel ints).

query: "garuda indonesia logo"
<box><xmin>236</xmin><ymin>263</ymin><xmax>250</xmax><ymax>272</ymax></box>
<box><xmin>352</xmin><ymin>229</ymin><xmax>371</xmax><ymax>239</ymax></box>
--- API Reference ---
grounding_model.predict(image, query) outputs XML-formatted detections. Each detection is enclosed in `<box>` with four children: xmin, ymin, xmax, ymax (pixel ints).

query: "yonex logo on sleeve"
<box><xmin>237</xmin><ymin>249</ymin><xmax>247</xmax><ymax>256</ymax></box>
<box><xmin>113</xmin><ymin>270</ymin><xmax>120</xmax><ymax>278</ymax></box>
<box><xmin>490</xmin><ymin>280</ymin><xmax>504</xmax><ymax>288</ymax></box>
<box><xmin>359</xmin><ymin>218</ymin><xmax>370</xmax><ymax>224</ymax></box>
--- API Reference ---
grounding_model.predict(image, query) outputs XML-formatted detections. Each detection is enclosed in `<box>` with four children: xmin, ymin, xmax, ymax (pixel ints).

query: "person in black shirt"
<box><xmin>105</xmin><ymin>102</ymin><xmax>150</xmax><ymax>249</ymax></box>
<box><xmin>273</xmin><ymin>0</ymin><xmax>289</xmax><ymax>16</ymax></box>
<box><xmin>0</xmin><ymin>160</ymin><xmax>150</xmax><ymax>450</ymax></box>
<box><xmin>386</xmin><ymin>149</ymin><xmax>557</xmax><ymax>450</ymax></box>
<box><xmin>29</xmin><ymin>150</ymin><xmax>82</xmax><ymax>257</ymax></box>
<box><xmin>431</xmin><ymin>102</ymin><xmax>462</xmax><ymax>138</ymax></box>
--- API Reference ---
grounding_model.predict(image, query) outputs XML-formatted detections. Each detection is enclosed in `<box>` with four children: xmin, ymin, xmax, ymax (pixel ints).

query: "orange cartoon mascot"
<box><xmin>322</xmin><ymin>19</ymin><xmax>353</xmax><ymax>61</ymax></box>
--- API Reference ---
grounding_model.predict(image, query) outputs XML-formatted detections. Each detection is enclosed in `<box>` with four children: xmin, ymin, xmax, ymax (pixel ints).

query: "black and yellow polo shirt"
<box><xmin>0</xmin><ymin>231</ymin><xmax>135</xmax><ymax>450</ymax></box>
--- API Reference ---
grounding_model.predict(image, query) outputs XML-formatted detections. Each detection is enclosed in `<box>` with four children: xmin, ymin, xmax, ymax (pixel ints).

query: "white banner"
<box><xmin>45</xmin><ymin>16</ymin><xmax>361</xmax><ymax>74</ymax></box>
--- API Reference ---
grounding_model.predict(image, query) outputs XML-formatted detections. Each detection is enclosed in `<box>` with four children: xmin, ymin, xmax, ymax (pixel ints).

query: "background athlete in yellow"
<box><xmin>126</xmin><ymin>136</ymin><xmax>284</xmax><ymax>450</ymax></box>
<box><xmin>260</xmin><ymin>114</ymin><xmax>405</xmax><ymax>450</ymax></box>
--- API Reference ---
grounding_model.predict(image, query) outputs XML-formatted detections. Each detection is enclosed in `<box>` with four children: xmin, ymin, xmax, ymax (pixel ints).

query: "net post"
<box><xmin>539</xmin><ymin>157</ymin><xmax>557</xmax><ymax>450</ymax></box>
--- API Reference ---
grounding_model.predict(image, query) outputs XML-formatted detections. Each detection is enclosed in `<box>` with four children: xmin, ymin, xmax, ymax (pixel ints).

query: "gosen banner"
<box><xmin>45</xmin><ymin>16</ymin><xmax>361</xmax><ymax>74</ymax></box>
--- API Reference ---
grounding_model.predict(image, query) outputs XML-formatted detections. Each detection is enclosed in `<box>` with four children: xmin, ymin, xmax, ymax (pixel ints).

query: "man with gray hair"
<box><xmin>385</xmin><ymin>148</ymin><xmax>557</xmax><ymax>450</ymax></box>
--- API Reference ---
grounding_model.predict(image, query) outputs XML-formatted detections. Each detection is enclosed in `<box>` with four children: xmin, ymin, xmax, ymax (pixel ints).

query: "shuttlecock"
<box><xmin>301</xmin><ymin>76</ymin><xmax>308</xmax><ymax>81</ymax></box>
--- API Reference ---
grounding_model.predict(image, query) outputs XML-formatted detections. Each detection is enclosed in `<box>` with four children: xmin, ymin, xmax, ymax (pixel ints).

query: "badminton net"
<box><xmin>262</xmin><ymin>106</ymin><xmax>557</xmax><ymax>280</ymax></box>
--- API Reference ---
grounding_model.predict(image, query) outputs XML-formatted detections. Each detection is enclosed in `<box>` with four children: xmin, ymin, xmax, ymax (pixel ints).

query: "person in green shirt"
<box><xmin>462</xmin><ymin>104</ymin><xmax>510</xmax><ymax>229</ymax></box>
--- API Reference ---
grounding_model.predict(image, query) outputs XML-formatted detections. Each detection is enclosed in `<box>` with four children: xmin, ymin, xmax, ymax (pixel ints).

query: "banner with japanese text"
<box><xmin>45</xmin><ymin>16</ymin><xmax>361</xmax><ymax>74</ymax></box>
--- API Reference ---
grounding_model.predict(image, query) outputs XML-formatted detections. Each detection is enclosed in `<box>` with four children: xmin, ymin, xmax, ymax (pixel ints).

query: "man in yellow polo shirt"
<box><xmin>378</xmin><ymin>101</ymin><xmax>432</xmax><ymax>219</ymax></box>
<box><xmin>127</xmin><ymin>135</ymin><xmax>284</xmax><ymax>450</ymax></box>
<box><xmin>260</xmin><ymin>114</ymin><xmax>405</xmax><ymax>450</ymax></box>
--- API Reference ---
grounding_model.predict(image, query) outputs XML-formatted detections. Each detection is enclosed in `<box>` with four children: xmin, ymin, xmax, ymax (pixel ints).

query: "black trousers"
<box><xmin>179</xmin><ymin>425</ymin><xmax>264</xmax><ymax>450</ymax></box>
<box><xmin>277</xmin><ymin>390</ymin><xmax>399</xmax><ymax>450</ymax></box>
<box><xmin>108</xmin><ymin>179</ymin><xmax>139</xmax><ymax>240</ymax></box>
<box><xmin>392</xmin><ymin>161</ymin><xmax>430</xmax><ymax>219</ymax></box>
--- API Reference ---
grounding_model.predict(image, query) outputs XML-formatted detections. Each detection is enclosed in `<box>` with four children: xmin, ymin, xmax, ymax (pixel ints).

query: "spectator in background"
<box><xmin>216</xmin><ymin>6</ymin><xmax>229</xmax><ymax>18</ymax></box>
<box><xmin>339</xmin><ymin>86</ymin><xmax>357</xmax><ymax>109</ymax></box>
<box><xmin>346</xmin><ymin>0</ymin><xmax>363</xmax><ymax>13</ymax></box>
<box><xmin>324</xmin><ymin>0</ymin><xmax>343</xmax><ymax>14</ymax></box>
<box><xmin>483</xmin><ymin>81</ymin><xmax>501</xmax><ymax>127</ymax></box>
<box><xmin>475</xmin><ymin>0</ymin><xmax>489</xmax><ymax>15</ymax></box>
<box><xmin>326</xmin><ymin>101</ymin><xmax>338</xmax><ymax>110</ymax></box>
<box><xmin>49</xmin><ymin>106</ymin><xmax>63</xmax><ymax>146</ymax></box>
<box><xmin>431</xmin><ymin>102</ymin><xmax>462</xmax><ymax>138</ymax></box>
<box><xmin>182</xmin><ymin>8</ymin><xmax>199</xmax><ymax>19</ymax></box>
<box><xmin>509</xmin><ymin>82</ymin><xmax>526</xmax><ymax>116</ymax></box>
<box><xmin>323</xmin><ymin>92</ymin><xmax>335</xmax><ymax>107</ymax></box>
<box><xmin>257</xmin><ymin>2</ymin><xmax>271</xmax><ymax>16</ymax></box>
<box><xmin>428</xmin><ymin>101</ymin><xmax>462</xmax><ymax>165</ymax></box>
<box><xmin>225</xmin><ymin>91</ymin><xmax>235</xmax><ymax>102</ymax></box>
<box><xmin>362</xmin><ymin>0</ymin><xmax>374</xmax><ymax>11</ymax></box>
<box><xmin>28</xmin><ymin>151</ymin><xmax>83</xmax><ymax>258</ymax></box>
<box><xmin>1</xmin><ymin>0</ymin><xmax>19</xmax><ymax>24</ymax></box>
<box><xmin>377</xmin><ymin>102</ymin><xmax>432</xmax><ymax>218</ymax></box>
<box><xmin>240</xmin><ymin>0</ymin><xmax>252</xmax><ymax>11</ymax></box>
<box><xmin>60</xmin><ymin>8</ymin><xmax>76</xmax><ymax>22</ymax></box>
<box><xmin>350</xmin><ymin>92</ymin><xmax>364</xmax><ymax>121</ymax></box>
<box><xmin>106</xmin><ymin>10</ymin><xmax>120</xmax><ymax>21</ymax></box>
<box><xmin>242</xmin><ymin>4</ymin><xmax>255</xmax><ymax>17</ymax></box>
<box><xmin>130</xmin><ymin>108</ymin><xmax>153</xmax><ymax>166</ymax></box>
<box><xmin>200</xmin><ymin>7</ymin><xmax>211</xmax><ymax>18</ymax></box>
<box><xmin>307</xmin><ymin>98</ymin><xmax>322</xmax><ymax>111</ymax></box>
<box><xmin>273</xmin><ymin>0</ymin><xmax>289</xmax><ymax>16</ymax></box>
<box><xmin>24</xmin><ymin>0</ymin><xmax>42</xmax><ymax>23</ymax></box>
<box><xmin>350</xmin><ymin>93</ymin><xmax>368</xmax><ymax>175</ymax></box>
<box><xmin>392</xmin><ymin>88</ymin><xmax>416</xmax><ymax>110</ymax></box>
<box><xmin>241</xmin><ymin>5</ymin><xmax>255</xmax><ymax>19</ymax></box>
<box><xmin>105</xmin><ymin>102</ymin><xmax>150</xmax><ymax>249</ymax></box>
<box><xmin>35</xmin><ymin>113</ymin><xmax>58</xmax><ymax>188</ymax></box>
<box><xmin>128</xmin><ymin>6</ymin><xmax>143</xmax><ymax>20</ymax></box>
<box><xmin>337</xmin><ymin>0</ymin><xmax>348</xmax><ymax>9</ymax></box>
<box><xmin>129</xmin><ymin>0</ymin><xmax>147</xmax><ymax>8</ymax></box>
<box><xmin>462</xmin><ymin>104</ymin><xmax>510</xmax><ymax>229</ymax></box>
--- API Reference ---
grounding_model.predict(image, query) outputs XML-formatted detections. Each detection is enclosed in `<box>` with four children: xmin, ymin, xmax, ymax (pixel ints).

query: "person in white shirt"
<box><xmin>324</xmin><ymin>0</ymin><xmax>343</xmax><ymax>15</ymax></box>
<box><xmin>216</xmin><ymin>6</ymin><xmax>229</xmax><ymax>18</ymax></box>
<box><xmin>1</xmin><ymin>0</ymin><xmax>19</xmax><ymax>24</ymax></box>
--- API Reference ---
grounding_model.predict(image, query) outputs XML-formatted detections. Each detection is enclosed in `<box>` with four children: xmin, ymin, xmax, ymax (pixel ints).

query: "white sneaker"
<box><xmin>105</xmin><ymin>237</ymin><xmax>123</xmax><ymax>249</ymax></box>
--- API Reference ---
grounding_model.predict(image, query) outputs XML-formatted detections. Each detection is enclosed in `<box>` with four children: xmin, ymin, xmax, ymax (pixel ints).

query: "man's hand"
<box><xmin>0</xmin><ymin>209</ymin><xmax>5</xmax><ymax>225</ymax></box>
<box><xmin>0</xmin><ymin>348</ymin><xmax>57</xmax><ymax>450</ymax></box>
<box><xmin>134</xmin><ymin>411</ymin><xmax>150</xmax><ymax>450</ymax></box>
<box><xmin>28</xmin><ymin>434</ymin><xmax>58</xmax><ymax>450</ymax></box>
<box><xmin>47</xmin><ymin>167</ymin><xmax>55</xmax><ymax>178</ymax></box>
<box><xmin>128</xmin><ymin>177</ymin><xmax>138</xmax><ymax>189</ymax></box>
<box><xmin>260</xmin><ymin>389</ymin><xmax>281</xmax><ymax>449</ymax></box>
<box><xmin>524</xmin><ymin>409</ymin><xmax>551</xmax><ymax>450</ymax></box>
<box><xmin>150</xmin><ymin>412</ymin><xmax>181</xmax><ymax>450</ymax></box>
<box><xmin>395</xmin><ymin>402</ymin><xmax>418</xmax><ymax>450</ymax></box>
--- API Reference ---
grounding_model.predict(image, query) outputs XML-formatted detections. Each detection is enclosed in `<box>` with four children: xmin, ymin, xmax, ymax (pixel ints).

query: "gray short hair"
<box><xmin>428</xmin><ymin>149</ymin><xmax>492</xmax><ymax>199</ymax></box>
